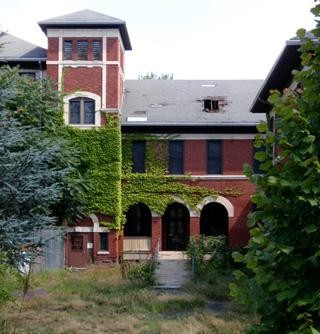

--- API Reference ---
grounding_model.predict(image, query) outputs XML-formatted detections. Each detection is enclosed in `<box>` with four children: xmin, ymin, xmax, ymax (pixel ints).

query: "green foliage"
<box><xmin>231</xmin><ymin>4</ymin><xmax>320</xmax><ymax>332</ymax></box>
<box><xmin>187</xmin><ymin>235</ymin><xmax>231</xmax><ymax>277</ymax></box>
<box><xmin>0</xmin><ymin>66</ymin><xmax>85</xmax><ymax>266</ymax></box>
<box><xmin>138</xmin><ymin>72</ymin><xmax>173</xmax><ymax>80</ymax></box>
<box><xmin>125</xmin><ymin>261</ymin><xmax>156</xmax><ymax>285</ymax></box>
<box><xmin>122</xmin><ymin>135</ymin><xmax>242</xmax><ymax>216</ymax></box>
<box><xmin>63</xmin><ymin>115</ymin><xmax>122</xmax><ymax>229</ymax></box>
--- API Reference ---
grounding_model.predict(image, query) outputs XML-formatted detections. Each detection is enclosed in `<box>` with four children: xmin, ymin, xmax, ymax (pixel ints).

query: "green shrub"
<box><xmin>126</xmin><ymin>261</ymin><xmax>156</xmax><ymax>285</ymax></box>
<box><xmin>186</xmin><ymin>235</ymin><xmax>231</xmax><ymax>277</ymax></box>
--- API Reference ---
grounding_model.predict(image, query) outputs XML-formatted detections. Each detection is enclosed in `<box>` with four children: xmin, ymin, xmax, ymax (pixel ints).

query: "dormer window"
<box><xmin>77</xmin><ymin>40</ymin><xmax>88</xmax><ymax>60</ymax></box>
<box><xmin>203</xmin><ymin>99</ymin><xmax>219</xmax><ymax>112</ymax></box>
<box><xmin>69</xmin><ymin>97</ymin><xmax>95</xmax><ymax>124</ymax></box>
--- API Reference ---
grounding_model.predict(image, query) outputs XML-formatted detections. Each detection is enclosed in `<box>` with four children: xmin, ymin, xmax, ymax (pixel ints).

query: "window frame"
<box><xmin>132</xmin><ymin>141</ymin><xmax>146</xmax><ymax>173</ymax></box>
<box><xmin>168</xmin><ymin>141</ymin><xmax>184</xmax><ymax>175</ymax></box>
<box><xmin>207</xmin><ymin>140</ymin><xmax>223</xmax><ymax>174</ymax></box>
<box><xmin>70</xmin><ymin>234</ymin><xmax>83</xmax><ymax>252</ymax></box>
<box><xmin>92</xmin><ymin>40</ymin><xmax>102</xmax><ymax>60</ymax></box>
<box><xmin>77</xmin><ymin>40</ymin><xmax>89</xmax><ymax>60</ymax></box>
<box><xmin>69</xmin><ymin>97</ymin><xmax>95</xmax><ymax>125</ymax></box>
<box><xmin>99</xmin><ymin>233</ymin><xmax>109</xmax><ymax>252</ymax></box>
<box><xmin>63</xmin><ymin>40</ymin><xmax>73</xmax><ymax>60</ymax></box>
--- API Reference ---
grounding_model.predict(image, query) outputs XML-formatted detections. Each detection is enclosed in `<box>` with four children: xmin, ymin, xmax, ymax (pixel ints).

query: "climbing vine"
<box><xmin>122</xmin><ymin>135</ymin><xmax>242</xmax><ymax>217</ymax></box>
<box><xmin>63</xmin><ymin>114</ymin><xmax>122</xmax><ymax>229</ymax></box>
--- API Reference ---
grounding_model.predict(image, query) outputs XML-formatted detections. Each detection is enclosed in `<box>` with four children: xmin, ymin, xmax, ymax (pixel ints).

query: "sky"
<box><xmin>0</xmin><ymin>0</ymin><xmax>316</xmax><ymax>80</ymax></box>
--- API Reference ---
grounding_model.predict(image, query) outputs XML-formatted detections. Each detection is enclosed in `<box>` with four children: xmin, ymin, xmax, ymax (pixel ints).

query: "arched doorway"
<box><xmin>162</xmin><ymin>203</ymin><xmax>190</xmax><ymax>250</ymax></box>
<box><xmin>124</xmin><ymin>203</ymin><xmax>151</xmax><ymax>237</ymax></box>
<box><xmin>200</xmin><ymin>202</ymin><xmax>228</xmax><ymax>238</ymax></box>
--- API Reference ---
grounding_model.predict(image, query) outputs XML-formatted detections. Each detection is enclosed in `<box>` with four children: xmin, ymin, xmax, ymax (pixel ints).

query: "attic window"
<box><xmin>203</xmin><ymin>99</ymin><xmax>219</xmax><ymax>112</ymax></box>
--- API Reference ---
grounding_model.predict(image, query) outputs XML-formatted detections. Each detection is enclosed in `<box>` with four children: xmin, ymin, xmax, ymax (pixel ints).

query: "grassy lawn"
<box><xmin>0</xmin><ymin>266</ymin><xmax>252</xmax><ymax>334</ymax></box>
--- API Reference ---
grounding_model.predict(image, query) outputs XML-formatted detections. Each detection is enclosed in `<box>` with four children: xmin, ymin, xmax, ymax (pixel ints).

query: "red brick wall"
<box><xmin>190</xmin><ymin>217</ymin><xmax>200</xmax><ymax>235</ymax></box>
<box><xmin>184</xmin><ymin>140</ymin><xmax>206</xmax><ymax>175</ymax></box>
<box><xmin>106</xmin><ymin>65</ymin><xmax>119</xmax><ymax>108</ymax></box>
<box><xmin>63</xmin><ymin>67</ymin><xmax>102</xmax><ymax>96</ymax></box>
<box><xmin>46</xmin><ymin>64</ymin><xmax>58</xmax><ymax>84</ymax></box>
<box><xmin>223</xmin><ymin>140</ymin><xmax>253</xmax><ymax>174</ymax></box>
<box><xmin>120</xmin><ymin>49</ymin><xmax>124</xmax><ymax>71</ymax></box>
<box><xmin>47</xmin><ymin>38</ymin><xmax>59</xmax><ymax>61</ymax></box>
<box><xmin>107</xmin><ymin>37</ymin><xmax>119</xmax><ymax>61</ymax></box>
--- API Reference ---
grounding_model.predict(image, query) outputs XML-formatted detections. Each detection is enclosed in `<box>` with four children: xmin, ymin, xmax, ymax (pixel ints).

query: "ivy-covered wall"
<box><xmin>121</xmin><ymin>135</ymin><xmax>242</xmax><ymax>217</ymax></box>
<box><xmin>64</xmin><ymin>114</ymin><xmax>122</xmax><ymax>229</ymax></box>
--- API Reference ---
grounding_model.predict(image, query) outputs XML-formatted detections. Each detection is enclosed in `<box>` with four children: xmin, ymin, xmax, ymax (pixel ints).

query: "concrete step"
<box><xmin>154</xmin><ymin>257</ymin><xmax>190</xmax><ymax>288</ymax></box>
<box><xmin>158</xmin><ymin>251</ymin><xmax>188</xmax><ymax>260</ymax></box>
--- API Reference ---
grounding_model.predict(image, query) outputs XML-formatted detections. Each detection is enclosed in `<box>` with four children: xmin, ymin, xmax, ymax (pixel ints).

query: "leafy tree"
<box><xmin>0</xmin><ymin>66</ymin><xmax>85</xmax><ymax>268</ymax></box>
<box><xmin>138</xmin><ymin>71</ymin><xmax>173</xmax><ymax>80</ymax></box>
<box><xmin>230</xmin><ymin>3</ymin><xmax>320</xmax><ymax>333</ymax></box>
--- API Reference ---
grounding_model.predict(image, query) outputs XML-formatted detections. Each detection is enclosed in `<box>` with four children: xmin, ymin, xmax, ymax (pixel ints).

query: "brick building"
<box><xmin>0</xmin><ymin>9</ymin><xmax>266</xmax><ymax>267</ymax></box>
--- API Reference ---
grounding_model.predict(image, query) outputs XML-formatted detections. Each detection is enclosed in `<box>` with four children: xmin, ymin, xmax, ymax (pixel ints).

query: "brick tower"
<box><xmin>39</xmin><ymin>9</ymin><xmax>132</xmax><ymax>127</ymax></box>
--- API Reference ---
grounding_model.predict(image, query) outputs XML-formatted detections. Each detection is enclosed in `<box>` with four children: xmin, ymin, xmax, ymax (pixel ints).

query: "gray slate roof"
<box><xmin>0</xmin><ymin>32</ymin><xmax>46</xmax><ymax>60</ymax></box>
<box><xmin>38</xmin><ymin>9</ymin><xmax>132</xmax><ymax>50</ymax></box>
<box><xmin>38</xmin><ymin>9</ymin><xmax>125</xmax><ymax>25</ymax></box>
<box><xmin>122</xmin><ymin>80</ymin><xmax>265</xmax><ymax>126</ymax></box>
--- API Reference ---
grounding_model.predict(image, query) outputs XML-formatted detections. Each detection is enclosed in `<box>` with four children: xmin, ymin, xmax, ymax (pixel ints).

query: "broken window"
<box><xmin>203</xmin><ymin>99</ymin><xmax>219</xmax><ymax>112</ymax></box>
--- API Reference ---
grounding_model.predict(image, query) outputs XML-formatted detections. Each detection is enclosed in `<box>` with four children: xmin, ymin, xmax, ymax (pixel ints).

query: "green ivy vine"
<box><xmin>122</xmin><ymin>134</ymin><xmax>242</xmax><ymax>218</ymax></box>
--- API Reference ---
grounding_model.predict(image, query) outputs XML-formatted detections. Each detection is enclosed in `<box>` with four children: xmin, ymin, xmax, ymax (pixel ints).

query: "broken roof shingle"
<box><xmin>122</xmin><ymin>80</ymin><xmax>265</xmax><ymax>126</ymax></box>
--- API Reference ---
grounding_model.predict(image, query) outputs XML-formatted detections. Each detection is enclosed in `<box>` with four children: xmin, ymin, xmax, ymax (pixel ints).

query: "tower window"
<box><xmin>64</xmin><ymin>40</ymin><xmax>73</xmax><ymax>60</ymax></box>
<box><xmin>69</xmin><ymin>97</ymin><xmax>95</xmax><ymax>125</ymax></box>
<box><xmin>93</xmin><ymin>40</ymin><xmax>102</xmax><ymax>60</ymax></box>
<box><xmin>77</xmin><ymin>40</ymin><xmax>88</xmax><ymax>60</ymax></box>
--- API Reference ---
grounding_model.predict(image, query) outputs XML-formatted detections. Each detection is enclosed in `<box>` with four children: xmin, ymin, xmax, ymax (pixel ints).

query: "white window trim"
<box><xmin>63</xmin><ymin>91</ymin><xmax>101</xmax><ymax>128</ymax></box>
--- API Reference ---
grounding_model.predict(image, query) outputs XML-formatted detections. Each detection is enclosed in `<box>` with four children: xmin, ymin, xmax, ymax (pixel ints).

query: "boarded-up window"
<box><xmin>93</xmin><ymin>40</ymin><xmax>102</xmax><ymax>60</ymax></box>
<box><xmin>77</xmin><ymin>40</ymin><xmax>88</xmax><ymax>60</ymax></box>
<box><xmin>64</xmin><ymin>40</ymin><xmax>73</xmax><ymax>60</ymax></box>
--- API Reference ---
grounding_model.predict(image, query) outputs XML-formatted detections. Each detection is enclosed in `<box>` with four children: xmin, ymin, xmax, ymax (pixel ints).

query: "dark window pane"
<box><xmin>71</xmin><ymin>235</ymin><xmax>83</xmax><ymax>251</ymax></box>
<box><xmin>207</xmin><ymin>140</ymin><xmax>222</xmax><ymax>174</ymax></box>
<box><xmin>169</xmin><ymin>141</ymin><xmax>183</xmax><ymax>174</ymax></box>
<box><xmin>124</xmin><ymin>203</ymin><xmax>151</xmax><ymax>237</ymax></box>
<box><xmin>64</xmin><ymin>40</ymin><xmax>73</xmax><ymax>60</ymax></box>
<box><xmin>253</xmin><ymin>145</ymin><xmax>264</xmax><ymax>174</ymax></box>
<box><xmin>84</xmin><ymin>100</ymin><xmax>95</xmax><ymax>124</ymax></box>
<box><xmin>93</xmin><ymin>40</ymin><xmax>102</xmax><ymax>60</ymax></box>
<box><xmin>100</xmin><ymin>233</ymin><xmax>108</xmax><ymax>251</ymax></box>
<box><xmin>69</xmin><ymin>100</ymin><xmax>80</xmax><ymax>124</ymax></box>
<box><xmin>132</xmin><ymin>141</ymin><xmax>146</xmax><ymax>173</ymax></box>
<box><xmin>20</xmin><ymin>72</ymin><xmax>36</xmax><ymax>79</ymax></box>
<box><xmin>77</xmin><ymin>40</ymin><xmax>88</xmax><ymax>60</ymax></box>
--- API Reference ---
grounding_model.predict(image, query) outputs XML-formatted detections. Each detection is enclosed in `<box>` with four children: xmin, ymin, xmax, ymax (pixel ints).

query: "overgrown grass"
<box><xmin>0</xmin><ymin>266</ymin><xmax>252</xmax><ymax>333</ymax></box>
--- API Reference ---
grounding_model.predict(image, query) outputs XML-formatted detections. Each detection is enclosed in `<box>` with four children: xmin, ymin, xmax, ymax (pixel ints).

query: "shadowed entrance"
<box><xmin>162</xmin><ymin>203</ymin><xmax>190</xmax><ymax>251</ymax></box>
<box><xmin>200</xmin><ymin>202</ymin><xmax>228</xmax><ymax>238</ymax></box>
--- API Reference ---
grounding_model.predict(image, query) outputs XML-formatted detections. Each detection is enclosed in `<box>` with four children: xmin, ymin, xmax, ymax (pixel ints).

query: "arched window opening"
<box><xmin>200</xmin><ymin>202</ymin><xmax>228</xmax><ymax>237</ymax></box>
<box><xmin>124</xmin><ymin>203</ymin><xmax>151</xmax><ymax>237</ymax></box>
<box><xmin>162</xmin><ymin>202</ymin><xmax>190</xmax><ymax>251</ymax></box>
<box><xmin>69</xmin><ymin>97</ymin><xmax>95</xmax><ymax>125</ymax></box>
